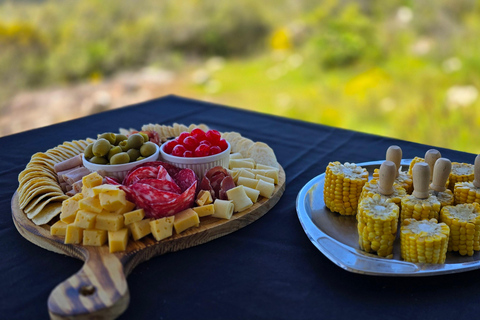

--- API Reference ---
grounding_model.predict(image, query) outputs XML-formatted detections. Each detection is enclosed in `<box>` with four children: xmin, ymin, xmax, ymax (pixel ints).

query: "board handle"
<box><xmin>48</xmin><ymin>248</ymin><xmax>129</xmax><ymax>320</ymax></box>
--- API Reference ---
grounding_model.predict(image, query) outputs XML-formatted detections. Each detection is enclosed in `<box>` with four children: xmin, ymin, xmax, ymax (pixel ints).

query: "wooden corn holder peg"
<box><xmin>473</xmin><ymin>154</ymin><xmax>480</xmax><ymax>188</ymax></box>
<box><xmin>430</xmin><ymin>158</ymin><xmax>451</xmax><ymax>193</ymax></box>
<box><xmin>378</xmin><ymin>161</ymin><xmax>396</xmax><ymax>196</ymax></box>
<box><xmin>425</xmin><ymin>149</ymin><xmax>441</xmax><ymax>182</ymax></box>
<box><xmin>413</xmin><ymin>162</ymin><xmax>430</xmax><ymax>199</ymax></box>
<box><xmin>386</xmin><ymin>145</ymin><xmax>402</xmax><ymax>178</ymax></box>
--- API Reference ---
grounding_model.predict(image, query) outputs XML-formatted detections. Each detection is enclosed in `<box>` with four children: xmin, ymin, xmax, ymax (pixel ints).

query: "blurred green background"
<box><xmin>1</xmin><ymin>0</ymin><xmax>479</xmax><ymax>154</ymax></box>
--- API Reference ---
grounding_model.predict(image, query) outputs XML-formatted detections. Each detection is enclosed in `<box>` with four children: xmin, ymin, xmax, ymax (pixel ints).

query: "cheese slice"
<box><xmin>226</xmin><ymin>185</ymin><xmax>253</xmax><ymax>212</ymax></box>
<box><xmin>256</xmin><ymin>179</ymin><xmax>275</xmax><ymax>199</ymax></box>
<box><xmin>212</xmin><ymin>199</ymin><xmax>234</xmax><ymax>219</ymax></box>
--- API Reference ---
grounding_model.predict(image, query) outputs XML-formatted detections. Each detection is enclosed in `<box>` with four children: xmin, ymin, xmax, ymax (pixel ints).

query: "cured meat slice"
<box><xmin>205</xmin><ymin>166</ymin><xmax>229</xmax><ymax>180</ymax></box>
<box><xmin>105</xmin><ymin>176</ymin><xmax>121</xmax><ymax>185</ymax></box>
<box><xmin>135</xmin><ymin>178</ymin><xmax>181</xmax><ymax>194</ymax></box>
<box><xmin>131</xmin><ymin>181</ymin><xmax>197</xmax><ymax>218</ymax></box>
<box><xmin>218</xmin><ymin>175</ymin><xmax>235</xmax><ymax>200</ymax></box>
<box><xmin>148</xmin><ymin>182</ymin><xmax>197</xmax><ymax>218</ymax></box>
<box><xmin>157</xmin><ymin>166</ymin><xmax>175</xmax><ymax>184</ymax></box>
<box><xmin>174</xmin><ymin>168</ymin><xmax>197</xmax><ymax>193</ymax></box>
<box><xmin>123</xmin><ymin>166</ymin><xmax>159</xmax><ymax>186</ymax></box>
<box><xmin>128</xmin><ymin>161</ymin><xmax>182</xmax><ymax>179</ymax></box>
<box><xmin>200</xmin><ymin>176</ymin><xmax>215</xmax><ymax>199</ymax></box>
<box><xmin>54</xmin><ymin>154</ymin><xmax>83</xmax><ymax>173</ymax></box>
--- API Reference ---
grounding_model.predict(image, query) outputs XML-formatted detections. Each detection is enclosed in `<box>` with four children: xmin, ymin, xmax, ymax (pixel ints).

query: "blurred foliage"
<box><xmin>1</xmin><ymin>0</ymin><xmax>480</xmax><ymax>154</ymax></box>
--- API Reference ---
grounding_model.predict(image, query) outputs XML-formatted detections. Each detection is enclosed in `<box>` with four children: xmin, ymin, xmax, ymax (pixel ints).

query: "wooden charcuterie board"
<box><xmin>11</xmin><ymin>166</ymin><xmax>285</xmax><ymax>320</ymax></box>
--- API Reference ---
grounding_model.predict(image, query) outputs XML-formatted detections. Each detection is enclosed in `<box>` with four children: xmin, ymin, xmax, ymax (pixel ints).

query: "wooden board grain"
<box><xmin>11</xmin><ymin>166</ymin><xmax>286</xmax><ymax>320</ymax></box>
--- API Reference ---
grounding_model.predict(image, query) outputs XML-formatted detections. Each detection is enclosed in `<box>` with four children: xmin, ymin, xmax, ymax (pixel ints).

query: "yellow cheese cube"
<box><xmin>83</xmin><ymin>229</ymin><xmax>107</xmax><ymax>246</ymax></box>
<box><xmin>110</xmin><ymin>200</ymin><xmax>136</xmax><ymax>215</ymax></box>
<box><xmin>78</xmin><ymin>197</ymin><xmax>103</xmax><ymax>213</ymax></box>
<box><xmin>174</xmin><ymin>209</ymin><xmax>200</xmax><ymax>234</ymax></box>
<box><xmin>65</xmin><ymin>224</ymin><xmax>83</xmax><ymax>244</ymax></box>
<box><xmin>60</xmin><ymin>197</ymin><xmax>81</xmax><ymax>224</ymax></box>
<box><xmin>71</xmin><ymin>193</ymin><xmax>84</xmax><ymax>201</ymax></box>
<box><xmin>196</xmin><ymin>190</ymin><xmax>213</xmax><ymax>206</ymax></box>
<box><xmin>192</xmin><ymin>204</ymin><xmax>215</xmax><ymax>217</ymax></box>
<box><xmin>81</xmin><ymin>186</ymin><xmax>96</xmax><ymax>198</ymax></box>
<box><xmin>108</xmin><ymin>228</ymin><xmax>129</xmax><ymax>253</ymax></box>
<box><xmin>128</xmin><ymin>219</ymin><xmax>151</xmax><ymax>241</ymax></box>
<box><xmin>74</xmin><ymin>210</ymin><xmax>97</xmax><ymax>229</ymax></box>
<box><xmin>95</xmin><ymin>213</ymin><xmax>124</xmax><ymax>232</ymax></box>
<box><xmin>124</xmin><ymin>209</ymin><xmax>145</xmax><ymax>225</ymax></box>
<box><xmin>99</xmin><ymin>190</ymin><xmax>127</xmax><ymax>211</ymax></box>
<box><xmin>92</xmin><ymin>184</ymin><xmax>121</xmax><ymax>195</ymax></box>
<box><xmin>50</xmin><ymin>220</ymin><xmax>68</xmax><ymax>236</ymax></box>
<box><xmin>150</xmin><ymin>217</ymin><xmax>175</xmax><ymax>241</ymax></box>
<box><xmin>82</xmin><ymin>172</ymin><xmax>103</xmax><ymax>188</ymax></box>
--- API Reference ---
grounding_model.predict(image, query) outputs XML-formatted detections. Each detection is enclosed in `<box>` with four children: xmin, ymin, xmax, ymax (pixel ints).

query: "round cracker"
<box><xmin>26</xmin><ymin>195</ymin><xmax>67</xmax><ymax>220</ymax></box>
<box><xmin>31</xmin><ymin>201</ymin><xmax>63</xmax><ymax>225</ymax></box>
<box><xmin>246</xmin><ymin>142</ymin><xmax>279</xmax><ymax>168</ymax></box>
<box><xmin>234</xmin><ymin>138</ymin><xmax>254</xmax><ymax>156</ymax></box>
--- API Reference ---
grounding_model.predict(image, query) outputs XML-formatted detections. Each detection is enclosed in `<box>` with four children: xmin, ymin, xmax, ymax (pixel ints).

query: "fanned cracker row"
<box><xmin>16</xmin><ymin>139</ymin><xmax>91</xmax><ymax>225</ymax></box>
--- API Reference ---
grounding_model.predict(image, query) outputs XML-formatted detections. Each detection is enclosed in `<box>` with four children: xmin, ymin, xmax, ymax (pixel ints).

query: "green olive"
<box><xmin>92</xmin><ymin>138</ymin><xmax>111</xmax><ymax>157</ymax></box>
<box><xmin>84</xmin><ymin>143</ymin><xmax>94</xmax><ymax>159</ymax></box>
<box><xmin>108</xmin><ymin>146</ymin><xmax>122</xmax><ymax>160</ymax></box>
<box><xmin>98</xmin><ymin>132</ymin><xmax>116</xmax><ymax>145</ymax></box>
<box><xmin>140</xmin><ymin>142</ymin><xmax>157</xmax><ymax>157</ymax></box>
<box><xmin>114</xmin><ymin>134</ymin><xmax>128</xmax><ymax>146</ymax></box>
<box><xmin>127</xmin><ymin>148</ymin><xmax>141</xmax><ymax>162</ymax></box>
<box><xmin>119</xmin><ymin>140</ymin><xmax>129</xmax><ymax>151</ymax></box>
<box><xmin>127</xmin><ymin>133</ymin><xmax>144</xmax><ymax>150</ymax></box>
<box><xmin>136</xmin><ymin>156</ymin><xmax>145</xmax><ymax>161</ymax></box>
<box><xmin>110</xmin><ymin>152</ymin><xmax>130</xmax><ymax>165</ymax></box>
<box><xmin>139</xmin><ymin>132</ymin><xmax>149</xmax><ymax>142</ymax></box>
<box><xmin>89</xmin><ymin>156</ymin><xmax>108</xmax><ymax>164</ymax></box>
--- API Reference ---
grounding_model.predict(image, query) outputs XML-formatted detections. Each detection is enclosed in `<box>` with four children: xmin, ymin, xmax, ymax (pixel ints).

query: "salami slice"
<box><xmin>149</xmin><ymin>182</ymin><xmax>197</xmax><ymax>218</ymax></box>
<box><xmin>157</xmin><ymin>166</ymin><xmax>175</xmax><ymax>184</ymax></box>
<box><xmin>131</xmin><ymin>181</ymin><xmax>197</xmax><ymax>219</ymax></box>
<box><xmin>135</xmin><ymin>178</ymin><xmax>181</xmax><ymax>194</ymax></box>
<box><xmin>174</xmin><ymin>168</ymin><xmax>197</xmax><ymax>193</ymax></box>
<box><xmin>105</xmin><ymin>176</ymin><xmax>121</xmax><ymax>185</ymax></box>
<box><xmin>123</xmin><ymin>166</ymin><xmax>159</xmax><ymax>186</ymax></box>
<box><xmin>128</xmin><ymin>161</ymin><xmax>182</xmax><ymax>179</ymax></box>
<box><xmin>119</xmin><ymin>185</ymin><xmax>136</xmax><ymax>203</ymax></box>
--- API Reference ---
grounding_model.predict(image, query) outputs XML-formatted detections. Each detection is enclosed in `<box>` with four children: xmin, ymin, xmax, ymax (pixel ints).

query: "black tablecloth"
<box><xmin>1</xmin><ymin>95</ymin><xmax>478</xmax><ymax>320</ymax></box>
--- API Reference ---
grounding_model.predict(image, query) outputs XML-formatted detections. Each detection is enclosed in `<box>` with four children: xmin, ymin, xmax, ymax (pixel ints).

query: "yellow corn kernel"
<box><xmin>359</xmin><ymin>178</ymin><xmax>406</xmax><ymax>207</ymax></box>
<box><xmin>454</xmin><ymin>181</ymin><xmax>480</xmax><ymax>205</ymax></box>
<box><xmin>407</xmin><ymin>157</ymin><xmax>424</xmax><ymax>176</ymax></box>
<box><xmin>357</xmin><ymin>194</ymin><xmax>399</xmax><ymax>258</ymax></box>
<box><xmin>439</xmin><ymin>203</ymin><xmax>480</xmax><ymax>256</ymax></box>
<box><xmin>400</xmin><ymin>194</ymin><xmax>441</xmax><ymax>222</ymax></box>
<box><xmin>448</xmin><ymin>162</ymin><xmax>474</xmax><ymax>191</ymax></box>
<box><xmin>372</xmin><ymin>168</ymin><xmax>413</xmax><ymax>194</ymax></box>
<box><xmin>323</xmin><ymin>162</ymin><xmax>368</xmax><ymax>216</ymax></box>
<box><xmin>429</xmin><ymin>189</ymin><xmax>454</xmax><ymax>208</ymax></box>
<box><xmin>400</xmin><ymin>218</ymin><xmax>450</xmax><ymax>264</ymax></box>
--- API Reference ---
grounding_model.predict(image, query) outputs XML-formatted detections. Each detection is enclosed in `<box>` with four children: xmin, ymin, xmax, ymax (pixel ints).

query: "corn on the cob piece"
<box><xmin>323</xmin><ymin>162</ymin><xmax>368</xmax><ymax>216</ymax></box>
<box><xmin>401</xmin><ymin>163</ymin><xmax>441</xmax><ymax>221</ymax></box>
<box><xmin>454</xmin><ymin>182</ymin><xmax>480</xmax><ymax>204</ymax></box>
<box><xmin>361</xmin><ymin>179</ymin><xmax>406</xmax><ymax>206</ymax></box>
<box><xmin>357</xmin><ymin>194</ymin><xmax>399</xmax><ymax>258</ymax></box>
<box><xmin>429</xmin><ymin>158</ymin><xmax>454</xmax><ymax>208</ymax></box>
<box><xmin>400</xmin><ymin>218</ymin><xmax>450</xmax><ymax>263</ymax></box>
<box><xmin>439</xmin><ymin>203</ymin><xmax>480</xmax><ymax>256</ymax></box>
<box><xmin>448</xmin><ymin>162</ymin><xmax>474</xmax><ymax>191</ymax></box>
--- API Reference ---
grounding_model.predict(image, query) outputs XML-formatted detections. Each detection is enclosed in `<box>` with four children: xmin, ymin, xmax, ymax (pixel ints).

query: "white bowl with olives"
<box><xmin>82</xmin><ymin>132</ymin><xmax>160</xmax><ymax>181</ymax></box>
